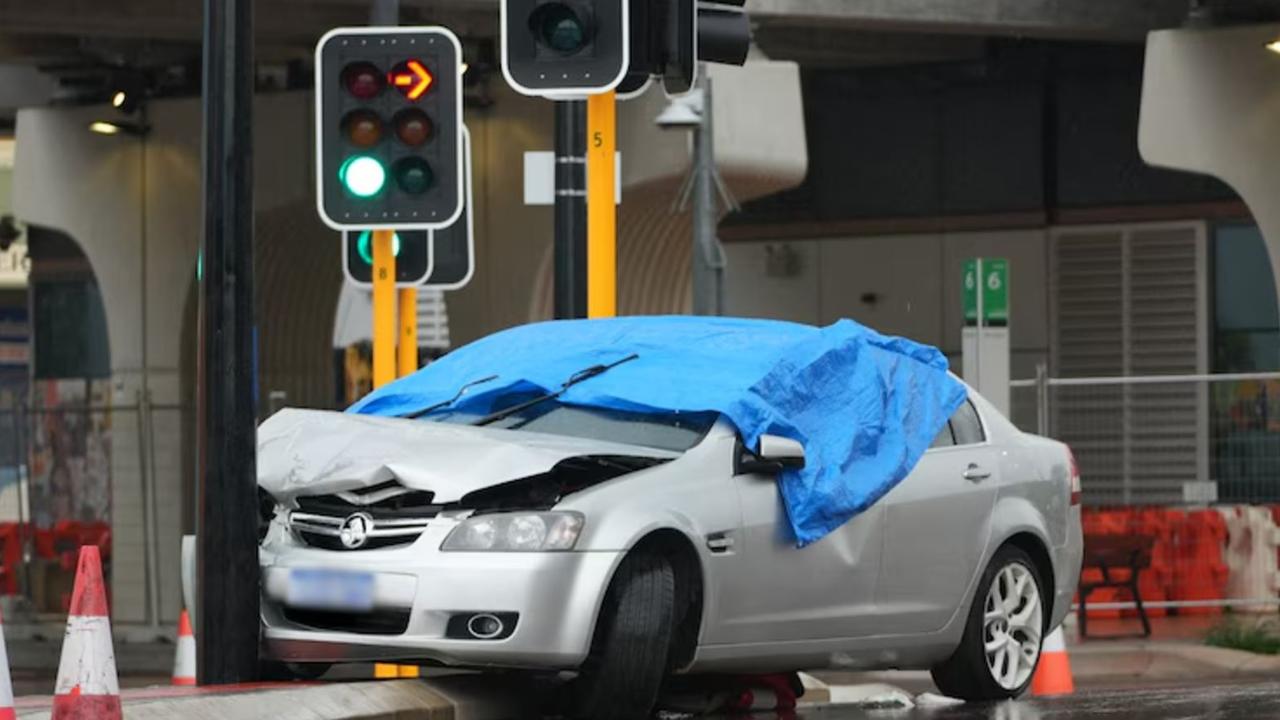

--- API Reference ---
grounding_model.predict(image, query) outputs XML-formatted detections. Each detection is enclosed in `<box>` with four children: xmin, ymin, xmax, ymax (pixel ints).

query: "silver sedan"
<box><xmin>257</xmin><ymin>384</ymin><xmax>1082</xmax><ymax>718</ymax></box>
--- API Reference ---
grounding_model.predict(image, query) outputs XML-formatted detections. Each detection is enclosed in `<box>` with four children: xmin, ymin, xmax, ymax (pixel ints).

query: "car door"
<box><xmin>874</xmin><ymin>398</ymin><xmax>1000</xmax><ymax>635</ymax></box>
<box><xmin>706</xmin><ymin>439</ymin><xmax>886</xmax><ymax>645</ymax></box>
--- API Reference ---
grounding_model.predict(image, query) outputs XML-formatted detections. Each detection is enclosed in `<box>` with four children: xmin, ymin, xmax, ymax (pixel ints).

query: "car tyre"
<box><xmin>571</xmin><ymin>551</ymin><xmax>676</xmax><ymax>720</ymax></box>
<box><xmin>931</xmin><ymin>544</ymin><xmax>1046</xmax><ymax>701</ymax></box>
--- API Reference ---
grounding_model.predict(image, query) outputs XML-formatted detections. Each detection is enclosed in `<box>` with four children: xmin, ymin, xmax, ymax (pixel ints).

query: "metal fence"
<box><xmin>1011</xmin><ymin>369</ymin><xmax>1280</xmax><ymax>616</ymax></box>
<box><xmin>0</xmin><ymin>397</ymin><xmax>189</xmax><ymax>635</ymax></box>
<box><xmin>1011</xmin><ymin>369</ymin><xmax>1280</xmax><ymax>507</ymax></box>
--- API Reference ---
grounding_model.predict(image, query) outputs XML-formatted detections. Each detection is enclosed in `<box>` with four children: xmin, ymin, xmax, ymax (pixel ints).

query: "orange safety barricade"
<box><xmin>1127</xmin><ymin>508</ymin><xmax>1177</xmax><ymax>618</ymax></box>
<box><xmin>1170</xmin><ymin>510</ymin><xmax>1228</xmax><ymax>615</ymax></box>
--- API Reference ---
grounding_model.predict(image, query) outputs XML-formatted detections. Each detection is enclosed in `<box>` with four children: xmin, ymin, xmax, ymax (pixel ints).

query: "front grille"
<box><xmin>289</xmin><ymin>481</ymin><xmax>441</xmax><ymax>551</ymax></box>
<box><xmin>283</xmin><ymin>607</ymin><xmax>410</xmax><ymax>635</ymax></box>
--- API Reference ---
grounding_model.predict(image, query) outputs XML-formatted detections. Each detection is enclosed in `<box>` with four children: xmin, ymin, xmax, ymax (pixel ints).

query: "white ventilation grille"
<box><xmin>417</xmin><ymin>289</ymin><xmax>450</xmax><ymax>350</ymax></box>
<box><xmin>1050</xmin><ymin>222</ymin><xmax>1208</xmax><ymax>505</ymax></box>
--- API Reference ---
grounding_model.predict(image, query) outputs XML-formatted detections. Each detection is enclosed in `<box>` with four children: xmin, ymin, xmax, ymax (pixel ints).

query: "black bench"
<box><xmin>1078</xmin><ymin>534</ymin><xmax>1154</xmax><ymax>639</ymax></box>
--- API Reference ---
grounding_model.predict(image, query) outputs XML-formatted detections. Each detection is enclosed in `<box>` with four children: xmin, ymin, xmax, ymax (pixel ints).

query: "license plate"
<box><xmin>287</xmin><ymin>568</ymin><xmax>375</xmax><ymax>612</ymax></box>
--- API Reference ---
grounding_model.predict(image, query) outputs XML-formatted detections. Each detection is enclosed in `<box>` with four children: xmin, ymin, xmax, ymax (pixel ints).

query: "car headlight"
<box><xmin>441</xmin><ymin>512</ymin><xmax>585</xmax><ymax>552</ymax></box>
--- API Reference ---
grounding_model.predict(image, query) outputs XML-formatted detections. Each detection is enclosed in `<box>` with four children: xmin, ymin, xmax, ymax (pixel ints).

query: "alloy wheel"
<box><xmin>982</xmin><ymin>562</ymin><xmax>1043</xmax><ymax>690</ymax></box>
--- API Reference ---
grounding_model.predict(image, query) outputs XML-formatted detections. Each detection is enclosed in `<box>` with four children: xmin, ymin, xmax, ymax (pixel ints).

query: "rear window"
<box><xmin>951</xmin><ymin>400</ymin><xmax>985</xmax><ymax>445</ymax></box>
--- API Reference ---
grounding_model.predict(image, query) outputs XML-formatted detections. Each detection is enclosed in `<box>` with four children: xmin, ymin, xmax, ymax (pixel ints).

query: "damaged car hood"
<box><xmin>257</xmin><ymin>408</ymin><xmax>681</xmax><ymax>501</ymax></box>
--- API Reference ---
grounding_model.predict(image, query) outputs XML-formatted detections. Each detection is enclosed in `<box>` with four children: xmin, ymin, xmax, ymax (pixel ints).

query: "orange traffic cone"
<box><xmin>172</xmin><ymin>609</ymin><xmax>196</xmax><ymax>686</ymax></box>
<box><xmin>0</xmin><ymin>606</ymin><xmax>15</xmax><ymax>720</ymax></box>
<box><xmin>52</xmin><ymin>546</ymin><xmax>122</xmax><ymax>720</ymax></box>
<box><xmin>1031</xmin><ymin>626</ymin><xmax>1074</xmax><ymax>697</ymax></box>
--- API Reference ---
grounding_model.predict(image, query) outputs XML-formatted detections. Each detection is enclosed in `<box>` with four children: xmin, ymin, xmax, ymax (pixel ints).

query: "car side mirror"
<box><xmin>735</xmin><ymin>434</ymin><xmax>806</xmax><ymax>475</ymax></box>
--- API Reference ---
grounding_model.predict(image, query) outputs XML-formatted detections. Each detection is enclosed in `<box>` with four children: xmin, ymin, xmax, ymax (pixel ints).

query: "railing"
<box><xmin>0</xmin><ymin>395</ymin><xmax>190</xmax><ymax>635</ymax></box>
<box><xmin>1011</xmin><ymin>369</ymin><xmax>1280</xmax><ymax>616</ymax></box>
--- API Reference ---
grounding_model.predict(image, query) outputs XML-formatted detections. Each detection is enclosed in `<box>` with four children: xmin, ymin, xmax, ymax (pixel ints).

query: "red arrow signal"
<box><xmin>389</xmin><ymin>59</ymin><xmax>434</xmax><ymax>100</ymax></box>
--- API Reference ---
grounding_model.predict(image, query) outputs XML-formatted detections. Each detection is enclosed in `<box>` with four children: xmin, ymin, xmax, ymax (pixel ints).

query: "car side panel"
<box><xmin>874</xmin><ymin>444</ymin><xmax>998</xmax><ymax>635</ymax></box>
<box><xmin>559</xmin><ymin>429</ymin><xmax>746</xmax><ymax>649</ymax></box>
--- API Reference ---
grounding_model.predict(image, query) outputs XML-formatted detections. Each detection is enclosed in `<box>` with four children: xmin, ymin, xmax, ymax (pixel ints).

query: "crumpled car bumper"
<box><xmin>259</xmin><ymin>521</ymin><xmax>621</xmax><ymax>669</ymax></box>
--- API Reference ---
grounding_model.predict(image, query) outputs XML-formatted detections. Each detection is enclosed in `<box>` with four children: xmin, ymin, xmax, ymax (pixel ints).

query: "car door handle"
<box><xmin>706</xmin><ymin>532</ymin><xmax>735</xmax><ymax>553</ymax></box>
<box><xmin>963</xmin><ymin>464</ymin><xmax>992</xmax><ymax>482</ymax></box>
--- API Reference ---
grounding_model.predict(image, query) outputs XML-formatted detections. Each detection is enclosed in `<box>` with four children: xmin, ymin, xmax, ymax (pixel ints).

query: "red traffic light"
<box><xmin>393</xmin><ymin>108</ymin><xmax>432</xmax><ymax>147</ymax></box>
<box><xmin>341</xmin><ymin>62</ymin><xmax>384</xmax><ymax>99</ymax></box>
<box><xmin>342</xmin><ymin>109</ymin><xmax>383</xmax><ymax>147</ymax></box>
<box><xmin>388</xmin><ymin>59</ymin><xmax>434</xmax><ymax>100</ymax></box>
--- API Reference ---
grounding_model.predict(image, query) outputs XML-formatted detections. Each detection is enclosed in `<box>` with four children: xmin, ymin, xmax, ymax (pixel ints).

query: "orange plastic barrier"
<box><xmin>1170</xmin><ymin>510</ymin><xmax>1229</xmax><ymax>615</ymax></box>
<box><xmin>1128</xmin><ymin>508</ymin><xmax>1178</xmax><ymax>618</ymax></box>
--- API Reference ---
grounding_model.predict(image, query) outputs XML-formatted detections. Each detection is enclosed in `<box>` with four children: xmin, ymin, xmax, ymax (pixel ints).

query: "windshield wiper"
<box><xmin>403</xmin><ymin>374</ymin><xmax>499</xmax><ymax>419</ymax></box>
<box><xmin>472</xmin><ymin>353</ymin><xmax>639</xmax><ymax>427</ymax></box>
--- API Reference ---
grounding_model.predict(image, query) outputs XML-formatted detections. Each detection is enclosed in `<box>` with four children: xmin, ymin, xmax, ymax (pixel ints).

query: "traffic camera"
<box><xmin>315</xmin><ymin>27</ymin><xmax>464</xmax><ymax>231</ymax></box>
<box><xmin>501</xmin><ymin>0</ymin><xmax>632</xmax><ymax>97</ymax></box>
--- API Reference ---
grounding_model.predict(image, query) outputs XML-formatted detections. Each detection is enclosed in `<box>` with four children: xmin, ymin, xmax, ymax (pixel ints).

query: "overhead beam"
<box><xmin>744</xmin><ymin>0</ymin><xmax>1191</xmax><ymax>40</ymax></box>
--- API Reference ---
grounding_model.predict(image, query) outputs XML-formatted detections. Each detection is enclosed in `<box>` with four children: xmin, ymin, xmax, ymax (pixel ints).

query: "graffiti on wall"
<box><xmin>27</xmin><ymin>379</ymin><xmax>111</xmax><ymax>528</ymax></box>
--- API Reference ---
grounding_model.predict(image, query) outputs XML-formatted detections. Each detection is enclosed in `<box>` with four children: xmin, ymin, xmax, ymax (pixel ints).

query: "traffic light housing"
<box><xmin>501</xmin><ymin>0</ymin><xmax>631</xmax><ymax>97</ymax></box>
<box><xmin>422</xmin><ymin>125</ymin><xmax>476</xmax><ymax>289</ymax></box>
<box><xmin>315</xmin><ymin>27</ymin><xmax>464</xmax><ymax>231</ymax></box>
<box><xmin>342</xmin><ymin>230</ymin><xmax>433</xmax><ymax>287</ymax></box>
<box><xmin>618</xmin><ymin>0</ymin><xmax>751</xmax><ymax>97</ymax></box>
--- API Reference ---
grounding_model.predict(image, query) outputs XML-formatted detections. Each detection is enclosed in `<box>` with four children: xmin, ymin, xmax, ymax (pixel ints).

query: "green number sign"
<box><xmin>963</xmin><ymin>258</ymin><xmax>1009</xmax><ymax>327</ymax></box>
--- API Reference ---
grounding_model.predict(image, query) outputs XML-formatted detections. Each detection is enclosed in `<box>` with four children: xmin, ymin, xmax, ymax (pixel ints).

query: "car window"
<box><xmin>929</xmin><ymin>422</ymin><xmax>955</xmax><ymax>449</ymax></box>
<box><xmin>951</xmin><ymin>399</ymin><xmax>985</xmax><ymax>445</ymax></box>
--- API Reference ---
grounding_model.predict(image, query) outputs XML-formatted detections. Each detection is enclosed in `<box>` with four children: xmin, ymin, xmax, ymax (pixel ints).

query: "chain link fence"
<box><xmin>0</xmin><ymin>398</ymin><xmax>190</xmax><ymax>632</ymax></box>
<box><xmin>1012</xmin><ymin>369</ymin><xmax>1280</xmax><ymax>618</ymax></box>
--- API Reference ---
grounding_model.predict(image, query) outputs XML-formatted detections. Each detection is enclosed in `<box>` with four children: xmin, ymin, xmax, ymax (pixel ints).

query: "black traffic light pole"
<box><xmin>554</xmin><ymin>100</ymin><xmax>589</xmax><ymax>319</ymax></box>
<box><xmin>197</xmin><ymin>0</ymin><xmax>260</xmax><ymax>684</ymax></box>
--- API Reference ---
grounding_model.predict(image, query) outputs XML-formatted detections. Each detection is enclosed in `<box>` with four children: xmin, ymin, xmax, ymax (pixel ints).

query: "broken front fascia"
<box><xmin>256</xmin><ymin>408</ymin><xmax>678</xmax><ymax>507</ymax></box>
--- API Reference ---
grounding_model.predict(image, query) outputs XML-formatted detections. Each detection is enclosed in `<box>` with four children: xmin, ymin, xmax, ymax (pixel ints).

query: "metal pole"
<box><xmin>692</xmin><ymin>74</ymin><xmax>725</xmax><ymax>315</ymax></box>
<box><xmin>586</xmin><ymin>91</ymin><xmax>617</xmax><ymax>318</ymax></box>
<box><xmin>369</xmin><ymin>0</ymin><xmax>399</xmax><ymax>25</ymax></box>
<box><xmin>1035</xmin><ymin>361</ymin><xmax>1050</xmax><ymax>437</ymax></box>
<box><xmin>197</xmin><ymin>0</ymin><xmax>259</xmax><ymax>684</ymax></box>
<box><xmin>12</xmin><ymin>403</ymin><xmax>28</xmax><ymax>600</ymax></box>
<box><xmin>555</xmin><ymin>100</ymin><xmax>588</xmax><ymax>320</ymax></box>
<box><xmin>398</xmin><ymin>288</ymin><xmax>418</xmax><ymax>377</ymax></box>
<box><xmin>143</xmin><ymin>389</ymin><xmax>163</xmax><ymax>632</ymax></box>
<box><xmin>372</xmin><ymin>230</ymin><xmax>397</xmax><ymax>388</ymax></box>
<box><xmin>369</xmin><ymin>0</ymin><xmax>400</xmax><ymax>389</ymax></box>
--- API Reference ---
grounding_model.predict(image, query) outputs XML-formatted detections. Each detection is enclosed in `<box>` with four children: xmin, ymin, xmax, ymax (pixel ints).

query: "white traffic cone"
<box><xmin>0</xmin><ymin>605</ymin><xmax>15</xmax><ymax>720</ymax></box>
<box><xmin>172</xmin><ymin>609</ymin><xmax>196</xmax><ymax>686</ymax></box>
<box><xmin>52</xmin><ymin>546</ymin><xmax>122</xmax><ymax>720</ymax></box>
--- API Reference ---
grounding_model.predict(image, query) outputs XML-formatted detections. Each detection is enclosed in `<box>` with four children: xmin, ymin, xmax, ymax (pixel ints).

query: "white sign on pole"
<box><xmin>523</xmin><ymin>151</ymin><xmax>622</xmax><ymax>206</ymax></box>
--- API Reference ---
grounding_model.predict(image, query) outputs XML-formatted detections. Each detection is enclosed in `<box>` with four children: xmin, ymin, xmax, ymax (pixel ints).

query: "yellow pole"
<box><xmin>398</xmin><ymin>287</ymin><xmax>418</xmax><ymax>377</ymax></box>
<box><xmin>371</xmin><ymin>229</ymin><xmax>397</xmax><ymax>389</ymax></box>
<box><xmin>587</xmin><ymin>91</ymin><xmax>617</xmax><ymax>318</ymax></box>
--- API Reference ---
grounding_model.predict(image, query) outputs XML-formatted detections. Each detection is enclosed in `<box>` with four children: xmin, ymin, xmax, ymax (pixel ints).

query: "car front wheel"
<box><xmin>570</xmin><ymin>551</ymin><xmax>675</xmax><ymax>720</ymax></box>
<box><xmin>931</xmin><ymin>544</ymin><xmax>1046</xmax><ymax>701</ymax></box>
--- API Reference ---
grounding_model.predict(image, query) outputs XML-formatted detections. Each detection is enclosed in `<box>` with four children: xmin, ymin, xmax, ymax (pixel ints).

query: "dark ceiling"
<box><xmin>1</xmin><ymin>0</ymin><xmax>1278</xmax><ymax>111</ymax></box>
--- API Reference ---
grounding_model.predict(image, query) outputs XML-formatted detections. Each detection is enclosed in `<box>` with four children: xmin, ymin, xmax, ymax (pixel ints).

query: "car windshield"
<box><xmin>425</xmin><ymin>399</ymin><xmax>718</xmax><ymax>453</ymax></box>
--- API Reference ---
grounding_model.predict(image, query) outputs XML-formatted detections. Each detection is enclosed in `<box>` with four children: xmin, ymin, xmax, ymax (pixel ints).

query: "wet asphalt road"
<box><xmin>791</xmin><ymin>681</ymin><xmax>1280</xmax><ymax>720</ymax></box>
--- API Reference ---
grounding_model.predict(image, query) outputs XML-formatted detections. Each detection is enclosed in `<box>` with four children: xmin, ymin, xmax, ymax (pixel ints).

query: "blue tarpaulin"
<box><xmin>350</xmin><ymin>316</ymin><xmax>966</xmax><ymax>546</ymax></box>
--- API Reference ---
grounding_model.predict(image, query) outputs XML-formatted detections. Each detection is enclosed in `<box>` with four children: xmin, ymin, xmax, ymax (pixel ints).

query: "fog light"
<box><xmin>467</xmin><ymin>613</ymin><xmax>504</xmax><ymax>640</ymax></box>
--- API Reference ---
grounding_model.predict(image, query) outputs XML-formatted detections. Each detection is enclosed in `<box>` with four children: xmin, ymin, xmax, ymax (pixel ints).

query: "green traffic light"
<box><xmin>357</xmin><ymin>231</ymin><xmax>402</xmax><ymax>266</ymax></box>
<box><xmin>338</xmin><ymin>155</ymin><xmax>387</xmax><ymax>198</ymax></box>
